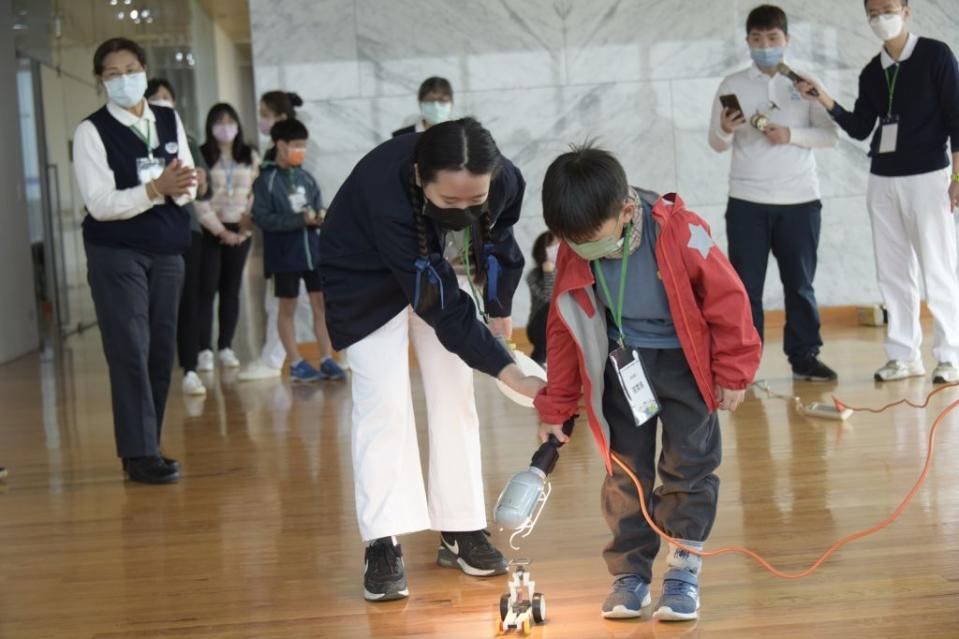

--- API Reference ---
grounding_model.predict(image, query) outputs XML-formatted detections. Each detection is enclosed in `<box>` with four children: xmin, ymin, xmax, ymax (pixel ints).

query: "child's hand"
<box><xmin>715</xmin><ymin>385</ymin><xmax>745</xmax><ymax>412</ymax></box>
<box><xmin>542</xmin><ymin>260</ymin><xmax>555</xmax><ymax>273</ymax></box>
<box><xmin>539</xmin><ymin>422</ymin><xmax>569</xmax><ymax>444</ymax></box>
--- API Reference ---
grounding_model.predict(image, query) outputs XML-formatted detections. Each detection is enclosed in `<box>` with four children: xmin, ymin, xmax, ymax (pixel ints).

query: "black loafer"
<box><xmin>123</xmin><ymin>456</ymin><xmax>180</xmax><ymax>484</ymax></box>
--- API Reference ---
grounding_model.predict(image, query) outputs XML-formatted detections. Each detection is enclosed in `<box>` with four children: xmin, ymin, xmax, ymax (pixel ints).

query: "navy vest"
<box><xmin>82</xmin><ymin>105</ymin><xmax>190</xmax><ymax>254</ymax></box>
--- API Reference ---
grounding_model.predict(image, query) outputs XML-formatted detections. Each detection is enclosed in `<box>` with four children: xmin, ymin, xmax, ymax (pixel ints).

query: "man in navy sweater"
<box><xmin>797</xmin><ymin>0</ymin><xmax>959</xmax><ymax>384</ymax></box>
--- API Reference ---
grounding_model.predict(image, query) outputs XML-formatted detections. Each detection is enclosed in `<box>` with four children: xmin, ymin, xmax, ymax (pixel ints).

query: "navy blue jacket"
<box><xmin>82</xmin><ymin>105</ymin><xmax>190</xmax><ymax>254</ymax></box>
<box><xmin>829</xmin><ymin>37</ymin><xmax>959</xmax><ymax>177</ymax></box>
<box><xmin>319</xmin><ymin>133</ymin><xmax>526</xmax><ymax>378</ymax></box>
<box><xmin>252</xmin><ymin>162</ymin><xmax>323</xmax><ymax>274</ymax></box>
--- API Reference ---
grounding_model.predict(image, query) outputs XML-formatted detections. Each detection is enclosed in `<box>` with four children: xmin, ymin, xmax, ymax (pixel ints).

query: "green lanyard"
<box><xmin>461</xmin><ymin>226</ymin><xmax>487</xmax><ymax>320</ymax></box>
<box><xmin>128</xmin><ymin>123</ymin><xmax>152</xmax><ymax>157</ymax></box>
<box><xmin>884</xmin><ymin>63</ymin><xmax>901</xmax><ymax>117</ymax></box>
<box><xmin>592</xmin><ymin>222</ymin><xmax>632</xmax><ymax>347</ymax></box>
<box><xmin>284</xmin><ymin>169</ymin><xmax>297</xmax><ymax>192</ymax></box>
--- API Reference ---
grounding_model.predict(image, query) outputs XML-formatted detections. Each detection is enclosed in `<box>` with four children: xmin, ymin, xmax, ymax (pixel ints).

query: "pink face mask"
<box><xmin>213</xmin><ymin>122</ymin><xmax>239</xmax><ymax>144</ymax></box>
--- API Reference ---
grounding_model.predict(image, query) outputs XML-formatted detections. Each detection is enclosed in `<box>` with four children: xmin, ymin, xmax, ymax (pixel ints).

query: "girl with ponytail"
<box><xmin>319</xmin><ymin>117</ymin><xmax>541</xmax><ymax>602</ymax></box>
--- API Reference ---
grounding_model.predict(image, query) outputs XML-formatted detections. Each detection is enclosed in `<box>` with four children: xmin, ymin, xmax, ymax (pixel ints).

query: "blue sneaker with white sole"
<box><xmin>602</xmin><ymin>574</ymin><xmax>651</xmax><ymax>619</ymax></box>
<box><xmin>290</xmin><ymin>360</ymin><xmax>323</xmax><ymax>382</ymax></box>
<box><xmin>653</xmin><ymin>568</ymin><xmax>700</xmax><ymax>621</ymax></box>
<box><xmin>320</xmin><ymin>357</ymin><xmax>347</xmax><ymax>381</ymax></box>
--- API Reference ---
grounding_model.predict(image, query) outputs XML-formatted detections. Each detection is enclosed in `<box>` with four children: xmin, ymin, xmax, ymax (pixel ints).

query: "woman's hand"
<box><xmin>152</xmin><ymin>159</ymin><xmax>196</xmax><ymax>198</ymax></box>
<box><xmin>217</xmin><ymin>230</ymin><xmax>244</xmax><ymax>246</ymax></box>
<box><xmin>195</xmin><ymin>167</ymin><xmax>208</xmax><ymax>198</ymax></box>
<box><xmin>498</xmin><ymin>363</ymin><xmax>546</xmax><ymax>400</ymax></box>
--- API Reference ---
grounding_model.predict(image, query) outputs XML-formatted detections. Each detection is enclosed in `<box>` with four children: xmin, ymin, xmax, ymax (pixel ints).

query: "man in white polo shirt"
<box><xmin>709</xmin><ymin>4</ymin><xmax>839</xmax><ymax>382</ymax></box>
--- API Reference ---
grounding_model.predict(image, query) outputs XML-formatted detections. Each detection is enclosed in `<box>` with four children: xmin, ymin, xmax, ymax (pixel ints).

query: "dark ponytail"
<box><xmin>260</xmin><ymin>90</ymin><xmax>302</xmax><ymax>120</ymax></box>
<box><xmin>409</xmin><ymin>117</ymin><xmax>503</xmax><ymax>312</ymax></box>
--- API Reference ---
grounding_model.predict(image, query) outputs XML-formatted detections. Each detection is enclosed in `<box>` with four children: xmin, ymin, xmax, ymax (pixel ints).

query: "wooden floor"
<box><xmin>1</xmin><ymin>322</ymin><xmax>958</xmax><ymax>639</ymax></box>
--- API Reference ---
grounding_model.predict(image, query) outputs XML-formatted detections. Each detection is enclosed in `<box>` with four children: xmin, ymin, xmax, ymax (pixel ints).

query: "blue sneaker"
<box><xmin>320</xmin><ymin>357</ymin><xmax>347</xmax><ymax>381</ymax></box>
<box><xmin>290</xmin><ymin>360</ymin><xmax>322</xmax><ymax>382</ymax></box>
<box><xmin>653</xmin><ymin>569</ymin><xmax>700</xmax><ymax>621</ymax></box>
<box><xmin>601</xmin><ymin>574</ymin><xmax>651</xmax><ymax>619</ymax></box>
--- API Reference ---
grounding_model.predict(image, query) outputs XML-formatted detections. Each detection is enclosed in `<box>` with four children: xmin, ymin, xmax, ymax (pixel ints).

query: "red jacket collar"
<box><xmin>552</xmin><ymin>193</ymin><xmax>684</xmax><ymax>297</ymax></box>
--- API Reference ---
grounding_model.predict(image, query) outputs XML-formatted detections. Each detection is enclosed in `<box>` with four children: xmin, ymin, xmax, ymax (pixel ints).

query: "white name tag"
<box><xmin>610</xmin><ymin>347</ymin><xmax>661</xmax><ymax>426</ymax></box>
<box><xmin>878</xmin><ymin>115</ymin><xmax>899</xmax><ymax>154</ymax></box>
<box><xmin>136</xmin><ymin>156</ymin><xmax>165</xmax><ymax>185</ymax></box>
<box><xmin>288</xmin><ymin>186</ymin><xmax>307</xmax><ymax>212</ymax></box>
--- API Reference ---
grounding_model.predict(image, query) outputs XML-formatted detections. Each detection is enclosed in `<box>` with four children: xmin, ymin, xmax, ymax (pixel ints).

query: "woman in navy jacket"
<box><xmin>319</xmin><ymin>118</ymin><xmax>543</xmax><ymax>601</ymax></box>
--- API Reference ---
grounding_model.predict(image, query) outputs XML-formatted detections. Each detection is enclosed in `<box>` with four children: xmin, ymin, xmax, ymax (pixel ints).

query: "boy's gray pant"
<box><xmin>601</xmin><ymin>346</ymin><xmax>721</xmax><ymax>581</ymax></box>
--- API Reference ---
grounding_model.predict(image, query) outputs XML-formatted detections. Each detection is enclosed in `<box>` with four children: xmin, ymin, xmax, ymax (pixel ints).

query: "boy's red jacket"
<box><xmin>533</xmin><ymin>193</ymin><xmax>761</xmax><ymax>473</ymax></box>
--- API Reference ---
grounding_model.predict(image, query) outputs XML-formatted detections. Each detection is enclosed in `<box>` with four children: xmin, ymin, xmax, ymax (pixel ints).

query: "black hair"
<box><xmin>409</xmin><ymin>118</ymin><xmax>502</xmax><ymax>285</ymax></box>
<box><xmin>260</xmin><ymin>91</ymin><xmax>303</xmax><ymax>120</ymax></box>
<box><xmin>746</xmin><ymin>4</ymin><xmax>788</xmax><ymax>35</ymax></box>
<box><xmin>93</xmin><ymin>37</ymin><xmax>147</xmax><ymax>76</ymax></box>
<box><xmin>417</xmin><ymin>77</ymin><xmax>454</xmax><ymax>102</ymax></box>
<box><xmin>542</xmin><ymin>143</ymin><xmax>629</xmax><ymax>242</ymax></box>
<box><xmin>200</xmin><ymin>102</ymin><xmax>254</xmax><ymax>168</ymax></box>
<box><xmin>146</xmin><ymin>78</ymin><xmax>176</xmax><ymax>102</ymax></box>
<box><xmin>864</xmin><ymin>0</ymin><xmax>907</xmax><ymax>5</ymax></box>
<box><xmin>270</xmin><ymin>118</ymin><xmax>309</xmax><ymax>143</ymax></box>
<box><xmin>531</xmin><ymin>231</ymin><xmax>557</xmax><ymax>269</ymax></box>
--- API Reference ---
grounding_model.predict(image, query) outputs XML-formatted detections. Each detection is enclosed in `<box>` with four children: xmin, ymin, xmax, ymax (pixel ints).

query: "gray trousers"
<box><xmin>86</xmin><ymin>242</ymin><xmax>184</xmax><ymax>459</ymax></box>
<box><xmin>601</xmin><ymin>346</ymin><xmax>721</xmax><ymax>581</ymax></box>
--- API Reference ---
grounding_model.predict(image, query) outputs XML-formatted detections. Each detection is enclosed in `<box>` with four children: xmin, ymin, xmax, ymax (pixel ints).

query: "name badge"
<box><xmin>136</xmin><ymin>156</ymin><xmax>166</xmax><ymax>186</ymax></box>
<box><xmin>878</xmin><ymin>115</ymin><xmax>899</xmax><ymax>154</ymax></box>
<box><xmin>610</xmin><ymin>347</ymin><xmax>661</xmax><ymax>426</ymax></box>
<box><xmin>288</xmin><ymin>186</ymin><xmax>308</xmax><ymax>212</ymax></box>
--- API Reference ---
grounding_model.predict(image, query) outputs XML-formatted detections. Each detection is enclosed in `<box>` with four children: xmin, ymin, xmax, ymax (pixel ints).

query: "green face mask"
<box><xmin>567</xmin><ymin>233</ymin><xmax>625</xmax><ymax>261</ymax></box>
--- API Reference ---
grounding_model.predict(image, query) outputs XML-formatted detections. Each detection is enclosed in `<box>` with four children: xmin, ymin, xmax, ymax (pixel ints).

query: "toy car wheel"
<box><xmin>532</xmin><ymin>593</ymin><xmax>546</xmax><ymax>623</ymax></box>
<box><xmin>521</xmin><ymin>617</ymin><xmax>532</xmax><ymax>635</ymax></box>
<box><xmin>499</xmin><ymin>594</ymin><xmax>510</xmax><ymax>621</ymax></box>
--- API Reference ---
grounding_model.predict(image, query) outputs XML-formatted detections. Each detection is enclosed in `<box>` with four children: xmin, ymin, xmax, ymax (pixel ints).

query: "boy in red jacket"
<box><xmin>533</xmin><ymin>146</ymin><xmax>761</xmax><ymax>621</ymax></box>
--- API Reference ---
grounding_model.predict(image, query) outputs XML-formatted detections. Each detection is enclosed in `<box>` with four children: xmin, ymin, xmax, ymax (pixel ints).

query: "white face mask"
<box><xmin>870</xmin><ymin>12</ymin><xmax>904</xmax><ymax>42</ymax></box>
<box><xmin>105</xmin><ymin>72</ymin><xmax>147</xmax><ymax>109</ymax></box>
<box><xmin>420</xmin><ymin>100</ymin><xmax>452</xmax><ymax>125</ymax></box>
<box><xmin>149</xmin><ymin>99</ymin><xmax>174</xmax><ymax>109</ymax></box>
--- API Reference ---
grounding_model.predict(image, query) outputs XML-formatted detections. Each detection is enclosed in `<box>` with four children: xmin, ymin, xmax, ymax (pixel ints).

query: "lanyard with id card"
<box><xmin>878</xmin><ymin>64</ymin><xmax>901</xmax><ymax>155</ymax></box>
<box><xmin>593</xmin><ymin>222</ymin><xmax>662</xmax><ymax>427</ymax></box>
<box><xmin>130</xmin><ymin>123</ymin><xmax>166</xmax><ymax>186</ymax></box>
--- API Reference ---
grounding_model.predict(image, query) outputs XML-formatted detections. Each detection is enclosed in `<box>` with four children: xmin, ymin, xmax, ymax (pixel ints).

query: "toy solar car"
<box><xmin>496</xmin><ymin>561</ymin><xmax>546</xmax><ymax>635</ymax></box>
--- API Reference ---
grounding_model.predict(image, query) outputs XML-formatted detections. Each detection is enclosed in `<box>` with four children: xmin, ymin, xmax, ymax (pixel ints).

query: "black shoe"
<box><xmin>123</xmin><ymin>456</ymin><xmax>180</xmax><ymax>484</ymax></box>
<box><xmin>363</xmin><ymin>537</ymin><xmax>409</xmax><ymax>601</ymax></box>
<box><xmin>791</xmin><ymin>356</ymin><xmax>838</xmax><ymax>382</ymax></box>
<box><xmin>160</xmin><ymin>455</ymin><xmax>180</xmax><ymax>472</ymax></box>
<box><xmin>437</xmin><ymin>530</ymin><xmax>508</xmax><ymax>577</ymax></box>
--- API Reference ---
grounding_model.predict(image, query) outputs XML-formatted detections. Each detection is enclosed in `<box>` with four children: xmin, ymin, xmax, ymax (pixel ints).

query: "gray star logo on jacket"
<box><xmin>687</xmin><ymin>223</ymin><xmax>714</xmax><ymax>260</ymax></box>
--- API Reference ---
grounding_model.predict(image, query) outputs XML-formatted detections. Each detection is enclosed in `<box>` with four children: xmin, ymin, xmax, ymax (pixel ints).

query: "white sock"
<box><xmin>666</xmin><ymin>539</ymin><xmax>703</xmax><ymax>577</ymax></box>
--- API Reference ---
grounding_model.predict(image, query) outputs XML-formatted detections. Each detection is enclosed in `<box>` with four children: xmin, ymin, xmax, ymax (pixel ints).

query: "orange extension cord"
<box><xmin>610</xmin><ymin>381</ymin><xmax>959</xmax><ymax>580</ymax></box>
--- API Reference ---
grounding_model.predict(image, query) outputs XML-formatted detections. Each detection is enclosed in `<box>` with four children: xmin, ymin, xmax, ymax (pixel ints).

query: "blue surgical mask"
<box><xmin>750</xmin><ymin>46</ymin><xmax>784</xmax><ymax>69</ymax></box>
<box><xmin>105</xmin><ymin>72</ymin><xmax>147</xmax><ymax>109</ymax></box>
<box><xmin>420</xmin><ymin>100</ymin><xmax>452</xmax><ymax>125</ymax></box>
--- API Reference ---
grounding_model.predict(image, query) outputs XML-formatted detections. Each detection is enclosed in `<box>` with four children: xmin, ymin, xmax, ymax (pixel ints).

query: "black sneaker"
<box><xmin>437</xmin><ymin>530</ymin><xmax>508</xmax><ymax>577</ymax></box>
<box><xmin>0</xmin><ymin>465</ymin><xmax>7</xmax><ymax>480</ymax></box>
<box><xmin>791</xmin><ymin>356</ymin><xmax>838</xmax><ymax>382</ymax></box>
<box><xmin>363</xmin><ymin>537</ymin><xmax>409</xmax><ymax>601</ymax></box>
<box><xmin>123</xmin><ymin>456</ymin><xmax>180</xmax><ymax>484</ymax></box>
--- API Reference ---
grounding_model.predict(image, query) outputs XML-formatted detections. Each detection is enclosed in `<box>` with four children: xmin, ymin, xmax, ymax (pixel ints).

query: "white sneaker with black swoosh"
<box><xmin>436</xmin><ymin>530</ymin><xmax>508</xmax><ymax>577</ymax></box>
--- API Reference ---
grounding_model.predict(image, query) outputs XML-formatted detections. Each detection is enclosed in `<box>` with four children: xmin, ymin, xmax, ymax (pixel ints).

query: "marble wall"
<box><xmin>250</xmin><ymin>0</ymin><xmax>959</xmax><ymax>326</ymax></box>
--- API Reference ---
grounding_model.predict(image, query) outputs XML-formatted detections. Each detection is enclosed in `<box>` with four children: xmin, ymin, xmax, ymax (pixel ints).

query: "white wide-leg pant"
<box><xmin>348</xmin><ymin>307</ymin><xmax>486</xmax><ymax>542</ymax></box>
<box><xmin>867</xmin><ymin>167</ymin><xmax>959</xmax><ymax>365</ymax></box>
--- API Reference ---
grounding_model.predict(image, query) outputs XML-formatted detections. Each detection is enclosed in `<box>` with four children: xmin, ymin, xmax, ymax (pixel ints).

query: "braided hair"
<box><xmin>410</xmin><ymin>117</ymin><xmax>502</xmax><ymax>280</ymax></box>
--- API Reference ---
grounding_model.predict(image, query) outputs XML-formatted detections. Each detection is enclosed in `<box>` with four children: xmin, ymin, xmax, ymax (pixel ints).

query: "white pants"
<box><xmin>348</xmin><ymin>307</ymin><xmax>486</xmax><ymax>542</ymax></box>
<box><xmin>867</xmin><ymin>168</ymin><xmax>959</xmax><ymax>365</ymax></box>
<box><xmin>259</xmin><ymin>283</ymin><xmax>311</xmax><ymax>369</ymax></box>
